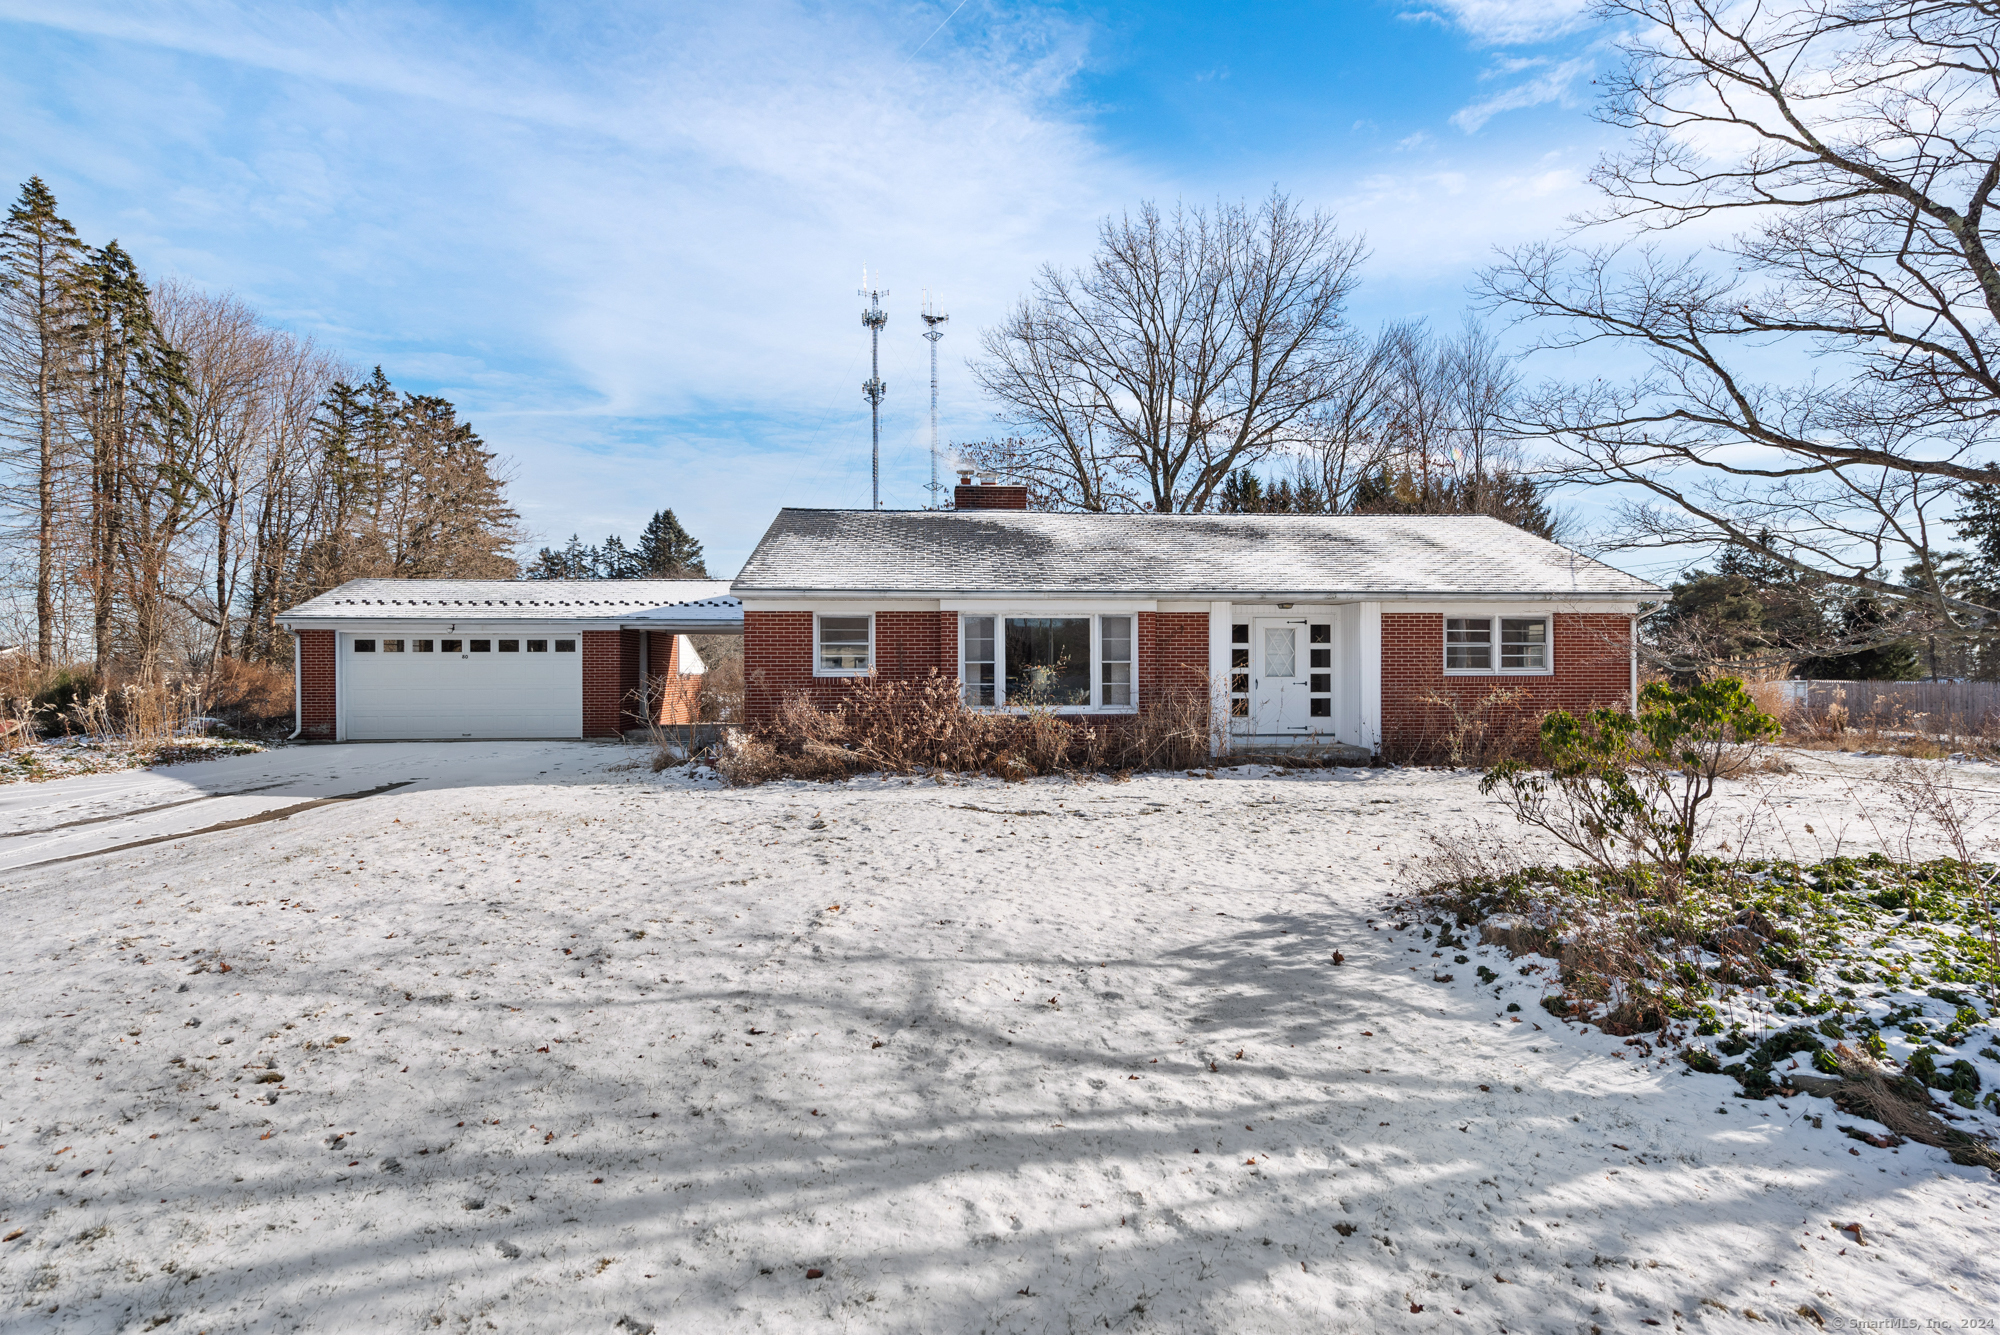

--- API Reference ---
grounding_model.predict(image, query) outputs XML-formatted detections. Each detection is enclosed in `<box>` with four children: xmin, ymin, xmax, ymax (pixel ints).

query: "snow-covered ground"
<box><xmin>0</xmin><ymin>742</ymin><xmax>1994</xmax><ymax>1333</ymax></box>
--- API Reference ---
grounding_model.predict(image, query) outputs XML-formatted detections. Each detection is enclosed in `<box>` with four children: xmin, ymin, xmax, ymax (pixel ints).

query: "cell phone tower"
<box><xmin>859</xmin><ymin>269</ymin><xmax>889</xmax><ymax>510</ymax></box>
<box><xmin>921</xmin><ymin>291</ymin><xmax>949</xmax><ymax>509</ymax></box>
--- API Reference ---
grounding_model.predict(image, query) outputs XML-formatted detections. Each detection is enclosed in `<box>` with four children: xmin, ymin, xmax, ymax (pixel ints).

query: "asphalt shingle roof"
<box><xmin>732</xmin><ymin>510</ymin><xmax>1660</xmax><ymax>599</ymax></box>
<box><xmin>280</xmin><ymin>579</ymin><xmax>742</xmax><ymax>623</ymax></box>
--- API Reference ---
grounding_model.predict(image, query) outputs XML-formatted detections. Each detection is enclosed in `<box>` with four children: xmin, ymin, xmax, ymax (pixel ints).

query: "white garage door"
<box><xmin>342</xmin><ymin>631</ymin><xmax>584</xmax><ymax>739</ymax></box>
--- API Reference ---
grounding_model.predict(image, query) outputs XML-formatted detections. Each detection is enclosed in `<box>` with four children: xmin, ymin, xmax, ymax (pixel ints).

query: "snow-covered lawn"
<box><xmin>0</xmin><ymin>742</ymin><xmax>1994</xmax><ymax>1333</ymax></box>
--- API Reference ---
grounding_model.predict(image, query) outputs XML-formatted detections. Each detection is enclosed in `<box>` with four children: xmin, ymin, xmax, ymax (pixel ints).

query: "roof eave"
<box><xmin>730</xmin><ymin>586</ymin><xmax>1663</xmax><ymax>600</ymax></box>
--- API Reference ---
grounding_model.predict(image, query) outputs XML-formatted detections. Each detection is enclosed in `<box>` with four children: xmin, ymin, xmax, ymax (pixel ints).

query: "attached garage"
<box><xmin>279</xmin><ymin>579</ymin><xmax>742</xmax><ymax>741</ymax></box>
<box><xmin>342</xmin><ymin>630</ymin><xmax>584</xmax><ymax>740</ymax></box>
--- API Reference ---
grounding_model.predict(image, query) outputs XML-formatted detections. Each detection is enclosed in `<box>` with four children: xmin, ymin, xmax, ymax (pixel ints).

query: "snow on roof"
<box><xmin>732</xmin><ymin>510</ymin><xmax>1661</xmax><ymax>600</ymax></box>
<box><xmin>280</xmin><ymin>578</ymin><xmax>742</xmax><ymax>623</ymax></box>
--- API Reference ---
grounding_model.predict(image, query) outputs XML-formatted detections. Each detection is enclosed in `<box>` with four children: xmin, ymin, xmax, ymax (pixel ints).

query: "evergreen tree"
<box><xmin>635</xmin><ymin>508</ymin><xmax>707</xmax><ymax>577</ymax></box>
<box><xmin>524</xmin><ymin>534</ymin><xmax>596</xmax><ymax>580</ymax></box>
<box><xmin>596</xmin><ymin>535</ymin><xmax>645</xmax><ymax>579</ymax></box>
<box><xmin>71</xmin><ymin>242</ymin><xmax>156</xmax><ymax>666</ymax></box>
<box><xmin>1217</xmin><ymin>469</ymin><xmax>1266</xmax><ymax>513</ymax></box>
<box><xmin>0</xmin><ymin>177</ymin><xmax>85</xmax><ymax>664</ymax></box>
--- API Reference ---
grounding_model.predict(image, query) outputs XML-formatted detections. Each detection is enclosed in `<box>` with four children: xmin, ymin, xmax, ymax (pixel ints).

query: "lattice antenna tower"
<box><xmin>921</xmin><ymin>290</ymin><xmax>949</xmax><ymax>508</ymax></box>
<box><xmin>859</xmin><ymin>268</ymin><xmax>889</xmax><ymax>510</ymax></box>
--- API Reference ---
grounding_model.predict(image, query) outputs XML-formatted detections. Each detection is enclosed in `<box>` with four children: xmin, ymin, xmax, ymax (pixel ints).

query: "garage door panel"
<box><xmin>342</xmin><ymin>635</ymin><xmax>584</xmax><ymax>739</ymax></box>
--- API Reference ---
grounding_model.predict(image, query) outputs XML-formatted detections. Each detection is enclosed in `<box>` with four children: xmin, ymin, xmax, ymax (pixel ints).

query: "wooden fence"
<box><xmin>1774</xmin><ymin>679</ymin><xmax>2000</xmax><ymax>737</ymax></box>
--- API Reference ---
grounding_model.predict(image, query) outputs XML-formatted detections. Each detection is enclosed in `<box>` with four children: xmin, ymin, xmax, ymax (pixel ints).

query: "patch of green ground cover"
<box><xmin>1419</xmin><ymin>853</ymin><xmax>2000</xmax><ymax>1134</ymax></box>
<box><xmin>0</xmin><ymin>737</ymin><xmax>265</xmax><ymax>784</ymax></box>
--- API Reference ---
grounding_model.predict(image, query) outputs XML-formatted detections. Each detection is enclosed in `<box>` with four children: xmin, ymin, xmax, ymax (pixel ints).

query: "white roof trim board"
<box><xmin>279</xmin><ymin>579</ymin><xmax>743</xmax><ymax>628</ymax></box>
<box><xmin>732</xmin><ymin>510</ymin><xmax>1662</xmax><ymax>600</ymax></box>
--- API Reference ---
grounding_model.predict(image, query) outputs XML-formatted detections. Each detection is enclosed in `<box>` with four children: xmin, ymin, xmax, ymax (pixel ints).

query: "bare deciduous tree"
<box><xmin>1483</xmin><ymin>0</ymin><xmax>2000</xmax><ymax>621</ymax></box>
<box><xmin>969</xmin><ymin>193</ymin><xmax>1366</xmax><ymax>512</ymax></box>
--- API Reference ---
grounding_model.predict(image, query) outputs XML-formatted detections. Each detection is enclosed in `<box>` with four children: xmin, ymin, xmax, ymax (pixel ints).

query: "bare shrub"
<box><xmin>714</xmin><ymin>673</ymin><xmax>1213</xmax><ymax>785</ymax></box>
<box><xmin>1406</xmin><ymin>685</ymin><xmax>1534</xmax><ymax>767</ymax></box>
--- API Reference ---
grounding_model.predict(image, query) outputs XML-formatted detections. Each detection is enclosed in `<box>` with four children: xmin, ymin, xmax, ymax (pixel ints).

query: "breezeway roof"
<box><xmin>280</xmin><ymin>579</ymin><xmax>743</xmax><ymax>629</ymax></box>
<box><xmin>732</xmin><ymin>510</ymin><xmax>1662</xmax><ymax>600</ymax></box>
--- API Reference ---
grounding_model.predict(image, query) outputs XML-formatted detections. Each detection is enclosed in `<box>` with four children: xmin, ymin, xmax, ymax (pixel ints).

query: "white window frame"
<box><xmin>959</xmin><ymin>612</ymin><xmax>1138</xmax><ymax>714</ymax></box>
<box><xmin>1442</xmin><ymin>614</ymin><xmax>1553</xmax><ymax>676</ymax></box>
<box><xmin>813</xmin><ymin>612</ymin><xmax>874</xmax><ymax>677</ymax></box>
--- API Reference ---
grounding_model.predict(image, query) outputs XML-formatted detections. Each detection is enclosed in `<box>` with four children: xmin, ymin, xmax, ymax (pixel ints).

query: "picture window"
<box><xmin>961</xmin><ymin>613</ymin><xmax>1138</xmax><ymax>711</ymax></box>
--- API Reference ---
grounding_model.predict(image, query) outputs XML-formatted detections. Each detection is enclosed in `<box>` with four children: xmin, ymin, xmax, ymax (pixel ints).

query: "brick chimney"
<box><xmin>954</xmin><ymin>470</ymin><xmax>1028</xmax><ymax>512</ymax></box>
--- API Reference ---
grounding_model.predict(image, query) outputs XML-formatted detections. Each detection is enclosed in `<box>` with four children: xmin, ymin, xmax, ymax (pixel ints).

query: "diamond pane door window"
<box><xmin>1264</xmin><ymin>627</ymin><xmax>1295</xmax><ymax>677</ymax></box>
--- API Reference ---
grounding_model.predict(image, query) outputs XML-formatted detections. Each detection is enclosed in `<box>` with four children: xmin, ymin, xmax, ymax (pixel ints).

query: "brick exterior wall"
<box><xmin>743</xmin><ymin>608</ymin><xmax>1215</xmax><ymax>723</ymax></box>
<box><xmin>1137</xmin><ymin>611</ymin><xmax>1210</xmax><ymax>708</ymax></box>
<box><xmin>582</xmin><ymin>630</ymin><xmax>643</xmax><ymax>737</ymax></box>
<box><xmin>296</xmin><ymin>628</ymin><xmax>337</xmax><ymax>740</ymax></box>
<box><xmin>1380</xmin><ymin>612</ymin><xmax>1632</xmax><ymax>757</ymax></box>
<box><xmin>744</xmin><ymin>610</ymin><xmax>962</xmax><ymax>723</ymax></box>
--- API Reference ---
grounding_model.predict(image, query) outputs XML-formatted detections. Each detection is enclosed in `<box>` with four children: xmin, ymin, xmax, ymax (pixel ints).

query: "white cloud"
<box><xmin>0</xmin><ymin>0</ymin><xmax>1136</xmax><ymax>567</ymax></box>
<box><xmin>1452</xmin><ymin>54</ymin><xmax>1596</xmax><ymax>131</ymax></box>
<box><xmin>1403</xmin><ymin>0</ymin><xmax>1594</xmax><ymax>46</ymax></box>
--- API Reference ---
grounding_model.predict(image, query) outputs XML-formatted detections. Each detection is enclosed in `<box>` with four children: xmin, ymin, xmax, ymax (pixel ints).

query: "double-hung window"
<box><xmin>816</xmin><ymin>614</ymin><xmax>872</xmax><ymax>675</ymax></box>
<box><xmin>1444</xmin><ymin>615</ymin><xmax>1550</xmax><ymax>674</ymax></box>
<box><xmin>960</xmin><ymin>614</ymin><xmax>1136</xmax><ymax>711</ymax></box>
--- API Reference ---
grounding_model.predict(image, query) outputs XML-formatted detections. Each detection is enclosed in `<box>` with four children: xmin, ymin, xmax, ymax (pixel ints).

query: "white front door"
<box><xmin>1250</xmin><ymin>617</ymin><xmax>1311</xmax><ymax>735</ymax></box>
<box><xmin>1241</xmin><ymin>615</ymin><xmax>1337</xmax><ymax>738</ymax></box>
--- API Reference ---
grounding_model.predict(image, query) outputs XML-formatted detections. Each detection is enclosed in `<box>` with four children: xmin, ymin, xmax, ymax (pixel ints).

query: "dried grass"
<box><xmin>715</xmin><ymin>672</ymin><xmax>1213</xmax><ymax>785</ymax></box>
<box><xmin>205</xmin><ymin>657</ymin><xmax>295</xmax><ymax>730</ymax></box>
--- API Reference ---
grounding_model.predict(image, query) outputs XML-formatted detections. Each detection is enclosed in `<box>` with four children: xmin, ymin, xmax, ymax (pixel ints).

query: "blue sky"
<box><xmin>0</xmin><ymin>0</ymin><xmax>1622</xmax><ymax>575</ymax></box>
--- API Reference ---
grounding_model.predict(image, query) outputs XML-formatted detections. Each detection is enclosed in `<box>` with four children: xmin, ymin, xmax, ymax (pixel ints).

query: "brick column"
<box><xmin>296</xmin><ymin>629</ymin><xmax>337</xmax><ymax>740</ymax></box>
<box><xmin>582</xmin><ymin>630</ymin><xmax>629</xmax><ymax>737</ymax></box>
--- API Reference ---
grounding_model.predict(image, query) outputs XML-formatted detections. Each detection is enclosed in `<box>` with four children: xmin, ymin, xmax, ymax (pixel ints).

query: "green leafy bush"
<box><xmin>1481</xmin><ymin>679</ymin><xmax>1779</xmax><ymax>893</ymax></box>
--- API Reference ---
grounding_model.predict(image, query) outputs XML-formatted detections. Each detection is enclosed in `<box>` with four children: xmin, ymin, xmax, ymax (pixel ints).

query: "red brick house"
<box><xmin>733</xmin><ymin>481</ymin><xmax>1661</xmax><ymax>757</ymax></box>
<box><xmin>278</xmin><ymin>580</ymin><xmax>739</xmax><ymax>740</ymax></box>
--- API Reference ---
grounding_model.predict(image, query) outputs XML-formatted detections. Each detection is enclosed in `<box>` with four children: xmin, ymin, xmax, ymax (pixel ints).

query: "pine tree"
<box><xmin>0</xmin><ymin>177</ymin><xmax>86</xmax><ymax>663</ymax></box>
<box><xmin>635</xmin><ymin>508</ymin><xmax>708</xmax><ymax>577</ymax></box>
<box><xmin>1217</xmin><ymin>469</ymin><xmax>1266</xmax><ymax>513</ymax></box>
<box><xmin>70</xmin><ymin>242</ymin><xmax>156</xmax><ymax>666</ymax></box>
<box><xmin>596</xmin><ymin>535</ymin><xmax>643</xmax><ymax>579</ymax></box>
<box><xmin>525</xmin><ymin>534</ymin><xmax>597</xmax><ymax>580</ymax></box>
